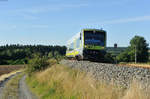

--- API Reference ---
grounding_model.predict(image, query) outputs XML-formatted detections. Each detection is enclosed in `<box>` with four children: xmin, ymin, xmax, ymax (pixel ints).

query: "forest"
<box><xmin>0</xmin><ymin>44</ymin><xmax>66</xmax><ymax>65</ymax></box>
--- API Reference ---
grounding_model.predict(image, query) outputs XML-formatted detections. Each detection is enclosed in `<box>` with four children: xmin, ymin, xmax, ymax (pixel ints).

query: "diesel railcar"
<box><xmin>66</xmin><ymin>29</ymin><xmax>107</xmax><ymax>60</ymax></box>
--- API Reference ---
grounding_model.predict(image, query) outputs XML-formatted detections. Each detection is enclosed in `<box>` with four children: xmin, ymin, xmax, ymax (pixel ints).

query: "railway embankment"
<box><xmin>61</xmin><ymin>60</ymin><xmax>150</xmax><ymax>88</ymax></box>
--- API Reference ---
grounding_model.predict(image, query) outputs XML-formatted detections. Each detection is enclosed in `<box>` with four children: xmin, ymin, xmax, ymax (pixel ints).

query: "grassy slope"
<box><xmin>26</xmin><ymin>64</ymin><xmax>150</xmax><ymax>99</ymax></box>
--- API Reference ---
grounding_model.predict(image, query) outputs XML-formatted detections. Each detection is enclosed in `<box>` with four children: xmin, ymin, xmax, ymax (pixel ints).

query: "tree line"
<box><xmin>0</xmin><ymin>35</ymin><xmax>149</xmax><ymax>65</ymax></box>
<box><xmin>106</xmin><ymin>35</ymin><xmax>149</xmax><ymax>63</ymax></box>
<box><xmin>116</xmin><ymin>36</ymin><xmax>149</xmax><ymax>63</ymax></box>
<box><xmin>0</xmin><ymin>44</ymin><xmax>66</xmax><ymax>65</ymax></box>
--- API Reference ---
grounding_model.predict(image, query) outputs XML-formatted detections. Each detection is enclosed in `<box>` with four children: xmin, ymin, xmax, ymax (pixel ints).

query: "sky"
<box><xmin>0</xmin><ymin>0</ymin><xmax>150</xmax><ymax>47</ymax></box>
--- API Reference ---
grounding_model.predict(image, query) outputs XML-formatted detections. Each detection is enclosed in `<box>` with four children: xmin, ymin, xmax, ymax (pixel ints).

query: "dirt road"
<box><xmin>0</xmin><ymin>73</ymin><xmax>37</xmax><ymax>99</ymax></box>
<box><xmin>19</xmin><ymin>75</ymin><xmax>37</xmax><ymax>99</ymax></box>
<box><xmin>0</xmin><ymin>74</ymin><xmax>15</xmax><ymax>97</ymax></box>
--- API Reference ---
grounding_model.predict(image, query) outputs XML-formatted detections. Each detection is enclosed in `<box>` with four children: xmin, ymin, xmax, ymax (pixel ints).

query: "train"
<box><xmin>66</xmin><ymin>29</ymin><xmax>107</xmax><ymax>61</ymax></box>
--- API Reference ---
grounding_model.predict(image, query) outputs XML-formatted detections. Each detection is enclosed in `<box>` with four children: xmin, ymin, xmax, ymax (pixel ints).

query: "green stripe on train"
<box><xmin>84</xmin><ymin>45</ymin><xmax>105</xmax><ymax>50</ymax></box>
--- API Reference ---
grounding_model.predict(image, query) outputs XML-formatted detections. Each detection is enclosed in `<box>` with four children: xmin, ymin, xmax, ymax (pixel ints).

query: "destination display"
<box><xmin>84</xmin><ymin>31</ymin><xmax>105</xmax><ymax>46</ymax></box>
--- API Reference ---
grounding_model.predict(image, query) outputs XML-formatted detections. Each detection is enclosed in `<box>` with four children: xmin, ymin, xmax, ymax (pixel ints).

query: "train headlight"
<box><xmin>85</xmin><ymin>45</ymin><xmax>88</xmax><ymax>48</ymax></box>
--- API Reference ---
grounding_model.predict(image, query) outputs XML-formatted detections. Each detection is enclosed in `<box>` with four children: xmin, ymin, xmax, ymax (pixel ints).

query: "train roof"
<box><xmin>82</xmin><ymin>28</ymin><xmax>106</xmax><ymax>32</ymax></box>
<box><xmin>67</xmin><ymin>32</ymin><xmax>80</xmax><ymax>45</ymax></box>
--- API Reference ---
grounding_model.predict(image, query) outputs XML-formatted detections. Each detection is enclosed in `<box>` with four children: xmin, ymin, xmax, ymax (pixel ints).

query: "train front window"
<box><xmin>84</xmin><ymin>31</ymin><xmax>105</xmax><ymax>46</ymax></box>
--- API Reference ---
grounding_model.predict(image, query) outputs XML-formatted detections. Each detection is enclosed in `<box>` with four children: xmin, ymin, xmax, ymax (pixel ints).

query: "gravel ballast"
<box><xmin>61</xmin><ymin>60</ymin><xmax>150</xmax><ymax>88</ymax></box>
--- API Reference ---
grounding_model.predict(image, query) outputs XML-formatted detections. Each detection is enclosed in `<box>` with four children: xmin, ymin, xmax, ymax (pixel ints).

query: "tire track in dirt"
<box><xmin>0</xmin><ymin>74</ymin><xmax>15</xmax><ymax>98</ymax></box>
<box><xmin>19</xmin><ymin>75</ymin><xmax>37</xmax><ymax>99</ymax></box>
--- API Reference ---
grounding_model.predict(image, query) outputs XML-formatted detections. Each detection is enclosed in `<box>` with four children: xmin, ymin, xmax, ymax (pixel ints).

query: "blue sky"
<box><xmin>0</xmin><ymin>0</ymin><xmax>150</xmax><ymax>47</ymax></box>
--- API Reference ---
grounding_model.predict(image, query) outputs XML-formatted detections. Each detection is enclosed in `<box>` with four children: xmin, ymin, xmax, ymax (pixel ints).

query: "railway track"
<box><xmin>65</xmin><ymin>59</ymin><xmax>150</xmax><ymax>69</ymax></box>
<box><xmin>61</xmin><ymin>60</ymin><xmax>150</xmax><ymax>88</ymax></box>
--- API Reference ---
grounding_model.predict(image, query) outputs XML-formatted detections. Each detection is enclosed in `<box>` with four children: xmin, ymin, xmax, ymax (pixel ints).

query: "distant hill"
<box><xmin>106</xmin><ymin>47</ymin><xmax>127</xmax><ymax>56</ymax></box>
<box><xmin>106</xmin><ymin>47</ymin><xmax>150</xmax><ymax>57</ymax></box>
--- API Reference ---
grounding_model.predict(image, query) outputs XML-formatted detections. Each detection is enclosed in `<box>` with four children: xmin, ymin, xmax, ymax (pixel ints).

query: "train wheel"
<box><xmin>76</xmin><ymin>55</ymin><xmax>81</xmax><ymax>61</ymax></box>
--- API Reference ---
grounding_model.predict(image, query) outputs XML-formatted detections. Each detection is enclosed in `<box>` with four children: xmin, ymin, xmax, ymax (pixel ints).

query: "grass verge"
<box><xmin>119</xmin><ymin>62</ymin><xmax>150</xmax><ymax>68</ymax></box>
<box><xmin>2</xmin><ymin>73</ymin><xmax>24</xmax><ymax>99</ymax></box>
<box><xmin>26</xmin><ymin>64</ymin><xmax>150</xmax><ymax>99</ymax></box>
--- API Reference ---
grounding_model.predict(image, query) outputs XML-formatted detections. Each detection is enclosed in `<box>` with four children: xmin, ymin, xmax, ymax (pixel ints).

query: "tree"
<box><xmin>117</xmin><ymin>35</ymin><xmax>149</xmax><ymax>63</ymax></box>
<box><xmin>130</xmin><ymin>36</ymin><xmax>149</xmax><ymax>62</ymax></box>
<box><xmin>53</xmin><ymin>51</ymin><xmax>62</xmax><ymax>63</ymax></box>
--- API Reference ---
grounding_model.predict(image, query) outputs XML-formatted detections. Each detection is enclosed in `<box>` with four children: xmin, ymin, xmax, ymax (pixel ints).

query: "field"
<box><xmin>0</xmin><ymin>65</ymin><xmax>24</xmax><ymax>76</ymax></box>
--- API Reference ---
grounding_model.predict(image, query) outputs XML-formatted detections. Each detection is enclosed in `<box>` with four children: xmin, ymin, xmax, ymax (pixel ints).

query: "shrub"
<box><xmin>104</xmin><ymin>53</ymin><xmax>115</xmax><ymax>63</ymax></box>
<box><xmin>116</xmin><ymin>50</ymin><xmax>130</xmax><ymax>63</ymax></box>
<box><xmin>48</xmin><ymin>51</ymin><xmax>64</xmax><ymax>63</ymax></box>
<box><xmin>53</xmin><ymin>51</ymin><xmax>63</xmax><ymax>63</ymax></box>
<box><xmin>47</xmin><ymin>59</ymin><xmax>57</xmax><ymax>66</ymax></box>
<box><xmin>27</xmin><ymin>55</ymin><xmax>49</xmax><ymax>75</ymax></box>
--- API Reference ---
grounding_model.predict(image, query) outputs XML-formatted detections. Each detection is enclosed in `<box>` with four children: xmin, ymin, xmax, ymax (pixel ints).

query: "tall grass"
<box><xmin>26</xmin><ymin>64</ymin><xmax>150</xmax><ymax>99</ymax></box>
<box><xmin>122</xmin><ymin>80</ymin><xmax>150</xmax><ymax>99</ymax></box>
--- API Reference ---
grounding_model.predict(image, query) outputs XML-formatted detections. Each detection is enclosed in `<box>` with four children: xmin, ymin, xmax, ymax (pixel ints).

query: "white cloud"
<box><xmin>30</xmin><ymin>25</ymin><xmax>49</xmax><ymax>28</ymax></box>
<box><xmin>82</xmin><ymin>15</ymin><xmax>150</xmax><ymax>29</ymax></box>
<box><xmin>14</xmin><ymin>3</ymin><xmax>88</xmax><ymax>14</ymax></box>
<box><xmin>19</xmin><ymin>14</ymin><xmax>39</xmax><ymax>20</ymax></box>
<box><xmin>0</xmin><ymin>24</ymin><xmax>49</xmax><ymax>30</ymax></box>
<box><xmin>101</xmin><ymin>15</ymin><xmax>150</xmax><ymax>25</ymax></box>
<box><xmin>10</xmin><ymin>3</ymin><xmax>88</xmax><ymax>20</ymax></box>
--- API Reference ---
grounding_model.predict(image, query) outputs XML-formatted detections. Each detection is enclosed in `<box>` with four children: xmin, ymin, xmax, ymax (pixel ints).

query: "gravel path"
<box><xmin>19</xmin><ymin>75</ymin><xmax>37</xmax><ymax>99</ymax></box>
<box><xmin>61</xmin><ymin>60</ymin><xmax>150</xmax><ymax>88</ymax></box>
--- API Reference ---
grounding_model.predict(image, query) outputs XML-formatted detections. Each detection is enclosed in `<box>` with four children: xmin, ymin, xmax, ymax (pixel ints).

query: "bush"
<box><xmin>27</xmin><ymin>55</ymin><xmax>49</xmax><ymax>75</ymax></box>
<box><xmin>104</xmin><ymin>53</ymin><xmax>115</xmax><ymax>63</ymax></box>
<box><xmin>116</xmin><ymin>50</ymin><xmax>130</xmax><ymax>63</ymax></box>
<box><xmin>47</xmin><ymin>59</ymin><xmax>57</xmax><ymax>66</ymax></box>
<box><xmin>48</xmin><ymin>51</ymin><xmax>64</xmax><ymax>63</ymax></box>
<box><xmin>53</xmin><ymin>51</ymin><xmax>64</xmax><ymax>63</ymax></box>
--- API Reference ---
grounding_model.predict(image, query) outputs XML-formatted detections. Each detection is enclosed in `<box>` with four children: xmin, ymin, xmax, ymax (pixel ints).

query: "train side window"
<box><xmin>76</xmin><ymin>38</ymin><xmax>80</xmax><ymax>48</ymax></box>
<box><xmin>69</xmin><ymin>42</ymin><xmax>74</xmax><ymax>51</ymax></box>
<box><xmin>80</xmin><ymin>33</ymin><xmax>81</xmax><ymax>40</ymax></box>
